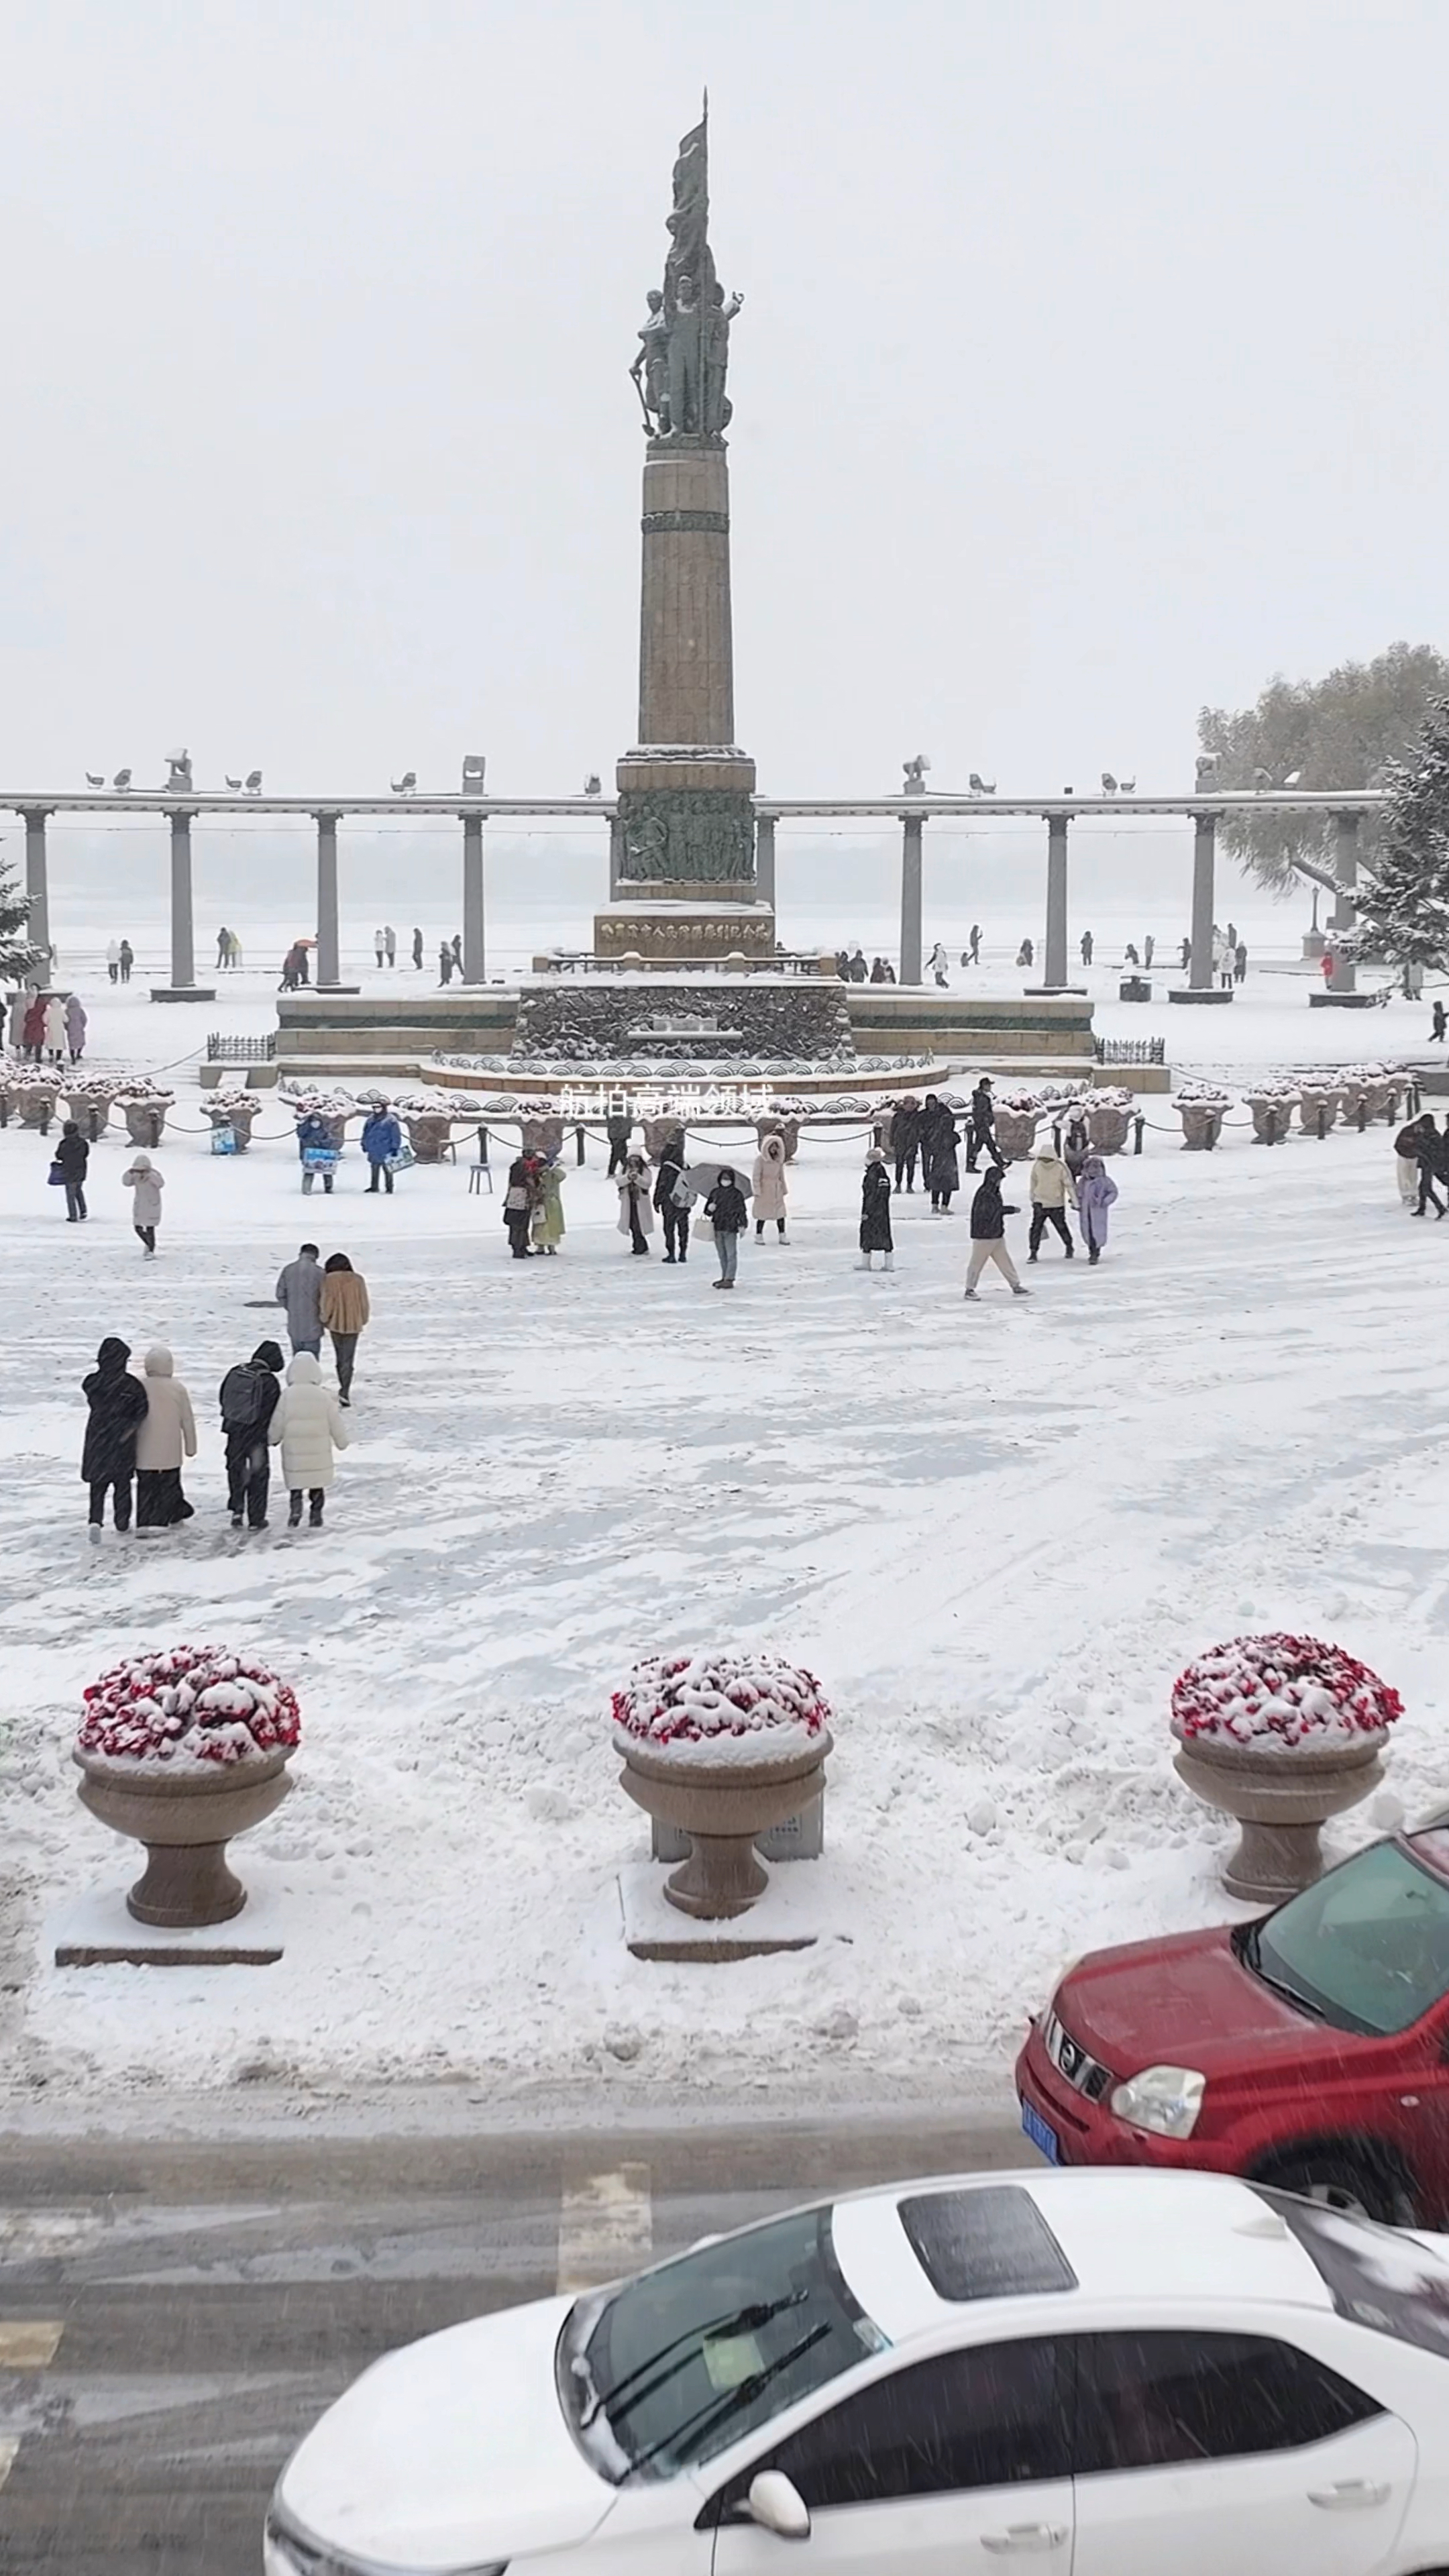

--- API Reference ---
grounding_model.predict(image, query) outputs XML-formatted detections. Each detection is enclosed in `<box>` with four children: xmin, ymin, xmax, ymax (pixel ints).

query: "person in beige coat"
<box><xmin>752</xmin><ymin>1130</ymin><xmax>789</xmax><ymax>1241</ymax></box>
<box><xmin>270</xmin><ymin>1351</ymin><xmax>350</xmax><ymax>1528</ymax></box>
<box><xmin>319</xmin><ymin>1253</ymin><xmax>370</xmax><ymax>1406</ymax></box>
<box><xmin>1027</xmin><ymin>1144</ymin><xmax>1077</xmax><ymax>1263</ymax></box>
<box><xmin>122</xmin><ymin>1152</ymin><xmax>164</xmax><ymax>1254</ymax></box>
<box><xmin>134</xmin><ymin>1345</ymin><xmax>198</xmax><ymax>1527</ymax></box>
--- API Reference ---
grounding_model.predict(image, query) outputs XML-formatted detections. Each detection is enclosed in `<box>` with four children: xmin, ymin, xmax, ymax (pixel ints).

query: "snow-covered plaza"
<box><xmin>3</xmin><ymin>970</ymin><xmax>1444</xmax><ymax>2123</ymax></box>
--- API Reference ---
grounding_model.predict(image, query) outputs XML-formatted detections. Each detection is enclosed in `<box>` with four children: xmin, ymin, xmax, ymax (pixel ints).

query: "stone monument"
<box><xmin>596</xmin><ymin>103</ymin><xmax>772</xmax><ymax>965</ymax></box>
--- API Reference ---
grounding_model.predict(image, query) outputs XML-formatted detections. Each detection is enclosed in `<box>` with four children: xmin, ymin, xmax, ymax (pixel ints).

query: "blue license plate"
<box><xmin>1020</xmin><ymin>2097</ymin><xmax>1060</xmax><ymax>2164</ymax></box>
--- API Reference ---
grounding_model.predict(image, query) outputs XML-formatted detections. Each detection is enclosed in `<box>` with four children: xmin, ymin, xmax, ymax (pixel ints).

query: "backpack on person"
<box><xmin>219</xmin><ymin>1364</ymin><xmax>269</xmax><ymax>1434</ymax></box>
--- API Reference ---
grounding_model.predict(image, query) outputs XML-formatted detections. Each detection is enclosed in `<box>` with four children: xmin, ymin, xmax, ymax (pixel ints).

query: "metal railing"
<box><xmin>1094</xmin><ymin>1036</ymin><xmax>1167</xmax><ymax>1065</ymax></box>
<box><xmin>207</xmin><ymin>1032</ymin><xmax>276</xmax><ymax>1063</ymax></box>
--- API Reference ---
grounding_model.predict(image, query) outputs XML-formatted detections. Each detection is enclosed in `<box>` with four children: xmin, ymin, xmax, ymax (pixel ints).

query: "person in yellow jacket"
<box><xmin>319</xmin><ymin>1253</ymin><xmax>370</xmax><ymax>1407</ymax></box>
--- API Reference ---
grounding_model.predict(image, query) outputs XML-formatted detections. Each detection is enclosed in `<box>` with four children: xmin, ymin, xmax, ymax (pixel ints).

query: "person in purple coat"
<box><xmin>1077</xmin><ymin>1155</ymin><xmax>1119</xmax><ymax>1265</ymax></box>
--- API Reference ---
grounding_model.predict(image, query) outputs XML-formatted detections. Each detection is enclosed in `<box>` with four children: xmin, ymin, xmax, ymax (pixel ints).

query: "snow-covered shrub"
<box><xmin>612</xmin><ymin>1651</ymin><xmax>833</xmax><ymax>1766</ymax></box>
<box><xmin>1172</xmin><ymin>1634</ymin><xmax>1402</xmax><ymax>1751</ymax></box>
<box><xmin>77</xmin><ymin>1645</ymin><xmax>301</xmax><ymax>1768</ymax></box>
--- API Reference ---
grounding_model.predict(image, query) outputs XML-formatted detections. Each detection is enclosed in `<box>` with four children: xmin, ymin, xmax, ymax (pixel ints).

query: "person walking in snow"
<box><xmin>753</xmin><ymin>1131</ymin><xmax>789</xmax><ymax>1242</ymax></box>
<box><xmin>964</xmin><ymin>1165</ymin><xmax>1029</xmax><ymax>1300</ymax></box>
<box><xmin>64</xmin><ymin>994</ymin><xmax>87</xmax><ymax>1063</ymax></box>
<box><xmin>1080</xmin><ymin>930</ymin><xmax>1094</xmax><ymax>967</ymax></box>
<box><xmin>361</xmin><ymin>1101</ymin><xmax>402</xmax><ymax>1194</ymax></box>
<box><xmin>502</xmin><ymin>1154</ymin><xmax>540</xmax><ymax>1258</ymax></box>
<box><xmin>55</xmin><ymin>1120</ymin><xmax>89</xmax><ymax>1222</ymax></box>
<box><xmin>704</xmin><ymin>1166</ymin><xmax>748</xmax><ymax>1289</ymax></box>
<box><xmin>858</xmin><ymin>1146</ymin><xmax>894</xmax><ymax>1272</ymax></box>
<box><xmin>616</xmin><ymin>1151</ymin><xmax>655</xmax><ymax>1256</ymax></box>
<box><xmin>81</xmin><ymin>1337</ymin><xmax>149</xmax><ymax>1540</ymax></box>
<box><xmin>1061</xmin><ymin>1106</ymin><xmax>1090</xmax><ymax>1185</ymax></box>
<box><xmin>1416</xmin><ymin>1115</ymin><xmax>1449</xmax><ymax>1218</ymax></box>
<box><xmin>927</xmin><ymin>1104</ymin><xmax>961</xmax><ymax>1214</ymax></box>
<box><xmin>411</xmin><ymin>926</ymin><xmax>424</xmax><ymax>969</ymax></box>
<box><xmin>531</xmin><ymin>1151</ymin><xmax>566</xmax><ymax>1254</ymax></box>
<box><xmin>270</xmin><ymin>1352</ymin><xmax>350</xmax><ymax>1529</ymax></box>
<box><xmin>383</xmin><ymin>924</ymin><xmax>396</xmax><ymax>967</ymax></box>
<box><xmin>1028</xmin><ymin>1141</ymin><xmax>1076</xmax><ymax>1261</ymax></box>
<box><xmin>122</xmin><ymin>1150</ymin><xmax>164</xmax><ymax>1254</ymax></box>
<box><xmin>1077</xmin><ymin>1153</ymin><xmax>1120</xmax><ymax>1265</ymax></box>
<box><xmin>374</xmin><ymin>927</ymin><xmax>386</xmax><ymax>968</ymax></box>
<box><xmin>219</xmin><ymin>1340</ymin><xmax>284</xmax><ymax>1529</ymax></box>
<box><xmin>1396</xmin><ymin>1112</ymin><xmax>1431</xmax><ymax>1210</ymax></box>
<box><xmin>275</xmin><ymin>1241</ymin><xmax>325</xmax><ymax>1353</ymax></box>
<box><xmin>966</xmin><ymin>1076</ymin><xmax>1002</xmax><ymax>1173</ymax></box>
<box><xmin>926</xmin><ymin>941</ymin><xmax>949</xmax><ymax>987</ymax></box>
<box><xmin>968</xmin><ymin>922</ymin><xmax>981</xmax><ymax>964</ymax></box>
<box><xmin>889</xmin><ymin>1096</ymin><xmax>920</xmax><ymax>1193</ymax></box>
<box><xmin>21</xmin><ymin>991</ymin><xmax>45</xmax><ymax>1061</ymax></box>
<box><xmin>106</xmin><ymin>939</ymin><xmax>120</xmax><ymax>985</ymax></box>
<box><xmin>654</xmin><ymin>1136</ymin><xmax>692</xmax><ymax>1263</ymax></box>
<box><xmin>917</xmin><ymin>1092</ymin><xmax>949</xmax><ymax>1197</ymax></box>
<box><xmin>134</xmin><ymin>1345</ymin><xmax>198</xmax><ymax>1529</ymax></box>
<box><xmin>438</xmin><ymin>940</ymin><xmax>454</xmax><ymax>985</ymax></box>
<box><xmin>605</xmin><ymin>1109</ymin><xmax>632</xmax><ymax>1177</ymax></box>
<box><xmin>1432</xmin><ymin>1000</ymin><xmax>1447</xmax><ymax>1044</ymax></box>
<box><xmin>320</xmin><ymin>1252</ymin><xmax>370</xmax><ymax>1405</ymax></box>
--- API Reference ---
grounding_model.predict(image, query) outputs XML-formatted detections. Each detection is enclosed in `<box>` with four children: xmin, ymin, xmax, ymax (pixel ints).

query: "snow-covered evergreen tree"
<box><xmin>1352</xmin><ymin>694</ymin><xmax>1449</xmax><ymax>967</ymax></box>
<box><xmin>0</xmin><ymin>849</ymin><xmax>38</xmax><ymax>985</ymax></box>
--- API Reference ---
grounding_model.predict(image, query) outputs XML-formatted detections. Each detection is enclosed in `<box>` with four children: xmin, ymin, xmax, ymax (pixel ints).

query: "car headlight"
<box><xmin>1110</xmin><ymin>2065</ymin><xmax>1206</xmax><ymax>2140</ymax></box>
<box><xmin>265</xmin><ymin>2504</ymin><xmax>509</xmax><ymax>2576</ymax></box>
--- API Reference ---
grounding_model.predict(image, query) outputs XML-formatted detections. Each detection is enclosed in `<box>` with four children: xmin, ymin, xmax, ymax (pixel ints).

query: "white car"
<box><xmin>264</xmin><ymin>2166</ymin><xmax>1449</xmax><ymax>2575</ymax></box>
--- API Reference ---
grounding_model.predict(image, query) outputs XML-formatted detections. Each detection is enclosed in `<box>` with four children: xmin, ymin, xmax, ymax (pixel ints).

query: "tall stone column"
<box><xmin>900</xmin><ymin>814</ymin><xmax>924</xmax><ymax>985</ymax></box>
<box><xmin>1190</xmin><ymin>815</ymin><xmax>1217</xmax><ymax>989</ymax></box>
<box><xmin>21</xmin><ymin>808</ymin><xmax>50</xmax><ymax>984</ymax></box>
<box><xmin>315</xmin><ymin>812</ymin><xmax>341</xmax><ymax>989</ymax></box>
<box><xmin>638</xmin><ymin>443</ymin><xmax>735</xmax><ymax>745</ymax></box>
<box><xmin>462</xmin><ymin>812</ymin><xmax>486</xmax><ymax>983</ymax></box>
<box><xmin>169</xmin><ymin>810</ymin><xmax>197</xmax><ymax>989</ymax></box>
<box><xmin>1328</xmin><ymin>811</ymin><xmax>1358</xmax><ymax>994</ymax></box>
<box><xmin>1043</xmin><ymin>814</ymin><xmax>1070</xmax><ymax>987</ymax></box>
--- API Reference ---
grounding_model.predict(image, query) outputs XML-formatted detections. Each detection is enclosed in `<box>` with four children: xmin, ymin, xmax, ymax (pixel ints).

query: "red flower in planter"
<box><xmin>1172</xmin><ymin>1633</ymin><xmax>1401</xmax><ymax>1750</ymax></box>
<box><xmin>77</xmin><ymin>1645</ymin><xmax>301</xmax><ymax>1768</ymax></box>
<box><xmin>612</xmin><ymin>1651</ymin><xmax>833</xmax><ymax>1765</ymax></box>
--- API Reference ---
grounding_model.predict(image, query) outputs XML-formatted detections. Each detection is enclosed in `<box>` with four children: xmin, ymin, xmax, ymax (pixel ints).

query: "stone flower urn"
<box><xmin>994</xmin><ymin>1107</ymin><xmax>1039</xmax><ymax>1156</ymax></box>
<box><xmin>1086</xmin><ymin>1101</ymin><xmax>1132</xmax><ymax>1155</ymax></box>
<box><xmin>15</xmin><ymin>1081</ymin><xmax>58</xmax><ymax>1132</ymax></box>
<box><xmin>521</xmin><ymin>1113</ymin><xmax>564</xmax><ymax>1156</ymax></box>
<box><xmin>74</xmin><ymin>1746</ymin><xmax>294</xmax><ymax>1925</ymax></box>
<box><xmin>403</xmin><ymin>1111</ymin><xmax>453</xmax><ymax>1161</ymax></box>
<box><xmin>1299</xmin><ymin>1085</ymin><xmax>1343</xmax><ymax>1134</ymax></box>
<box><xmin>1170</xmin><ymin>1633</ymin><xmax>1401</xmax><ymax>1902</ymax></box>
<box><xmin>205</xmin><ymin>1095</ymin><xmax>259</xmax><ymax>1149</ymax></box>
<box><xmin>73</xmin><ymin>1645</ymin><xmax>301</xmax><ymax>1927</ymax></box>
<box><xmin>66</xmin><ymin>1086</ymin><xmax>119</xmax><ymax>1140</ymax></box>
<box><xmin>1177</xmin><ymin>1097</ymin><xmax>1228</xmax><ymax>1149</ymax></box>
<box><xmin>613</xmin><ymin>1650</ymin><xmax>833</xmax><ymax>1921</ymax></box>
<box><xmin>121</xmin><ymin>1097</ymin><xmax>170</xmax><ymax>1146</ymax></box>
<box><xmin>1245</xmin><ymin>1092</ymin><xmax>1297</xmax><ymax>1144</ymax></box>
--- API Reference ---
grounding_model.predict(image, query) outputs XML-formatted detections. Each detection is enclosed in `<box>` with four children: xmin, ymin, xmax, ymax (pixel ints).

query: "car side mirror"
<box><xmin>746</xmin><ymin>2471</ymin><xmax>812</xmax><ymax>2540</ymax></box>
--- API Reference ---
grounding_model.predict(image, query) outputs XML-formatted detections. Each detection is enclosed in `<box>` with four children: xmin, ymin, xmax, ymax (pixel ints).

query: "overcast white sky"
<box><xmin>3</xmin><ymin>0</ymin><xmax>1446</xmax><ymax>804</ymax></box>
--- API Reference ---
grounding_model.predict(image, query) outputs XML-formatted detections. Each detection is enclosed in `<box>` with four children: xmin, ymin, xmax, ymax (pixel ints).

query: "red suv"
<box><xmin>1016</xmin><ymin>1821</ymin><xmax>1449</xmax><ymax>2224</ymax></box>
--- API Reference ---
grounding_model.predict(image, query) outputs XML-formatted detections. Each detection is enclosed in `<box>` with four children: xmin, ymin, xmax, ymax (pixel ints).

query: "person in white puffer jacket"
<box><xmin>268</xmin><ymin>1352</ymin><xmax>350</xmax><ymax>1529</ymax></box>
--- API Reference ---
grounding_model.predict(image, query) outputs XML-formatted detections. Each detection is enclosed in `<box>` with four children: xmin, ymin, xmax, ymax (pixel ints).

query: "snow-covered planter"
<box><xmin>12</xmin><ymin>1069</ymin><xmax>60</xmax><ymax>1131</ymax></box>
<box><xmin>282</xmin><ymin>1087</ymin><xmax>356</xmax><ymax>1146</ymax></box>
<box><xmin>64</xmin><ymin>1079</ymin><xmax>122</xmax><ymax>1139</ymax></box>
<box><xmin>993</xmin><ymin>1092</ymin><xmax>1040</xmax><ymax>1156</ymax></box>
<box><xmin>1298</xmin><ymin>1079</ymin><xmax>1344</xmax><ymax>1135</ymax></box>
<box><xmin>1244</xmin><ymin>1083</ymin><xmax>1299</xmax><ymax>1145</ymax></box>
<box><xmin>1336</xmin><ymin>1063</ymin><xmax>1402</xmax><ymax>1124</ymax></box>
<box><xmin>520</xmin><ymin>1113</ymin><xmax>564</xmax><ymax>1156</ymax></box>
<box><xmin>1169</xmin><ymin>1633</ymin><xmax>1400</xmax><ymax>1901</ymax></box>
<box><xmin>612</xmin><ymin>1652</ymin><xmax>833</xmax><ymax>1921</ymax></box>
<box><xmin>204</xmin><ymin>1087</ymin><xmax>260</xmax><ymax>1148</ymax></box>
<box><xmin>116</xmin><ymin>1084</ymin><xmax>174</xmax><ymax>1146</ymax></box>
<box><xmin>72</xmin><ymin>1646</ymin><xmax>300</xmax><ymax>1927</ymax></box>
<box><xmin>1086</xmin><ymin>1088</ymin><xmax>1134</xmax><ymax>1155</ymax></box>
<box><xmin>1176</xmin><ymin>1083</ymin><xmax>1232</xmax><ymax>1150</ymax></box>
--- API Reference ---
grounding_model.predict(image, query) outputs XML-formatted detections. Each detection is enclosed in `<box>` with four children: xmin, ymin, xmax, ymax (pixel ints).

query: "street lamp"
<box><xmin>461</xmin><ymin>755</ymin><xmax>486</xmax><ymax>794</ymax></box>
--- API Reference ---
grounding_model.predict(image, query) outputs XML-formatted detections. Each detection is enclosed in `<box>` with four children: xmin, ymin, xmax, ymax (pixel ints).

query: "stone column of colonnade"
<box><xmin>21</xmin><ymin>808</ymin><xmax>49</xmax><ymax>983</ymax></box>
<box><xmin>1328</xmin><ymin>811</ymin><xmax>1358</xmax><ymax>996</ymax></box>
<box><xmin>899</xmin><ymin>813</ymin><xmax>924</xmax><ymax>984</ymax></box>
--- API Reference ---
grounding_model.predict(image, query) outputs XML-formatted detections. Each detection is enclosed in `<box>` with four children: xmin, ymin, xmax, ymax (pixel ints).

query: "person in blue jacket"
<box><xmin>295</xmin><ymin>1110</ymin><xmax>336</xmax><ymax>1196</ymax></box>
<box><xmin>362</xmin><ymin>1102</ymin><xmax>402</xmax><ymax>1195</ymax></box>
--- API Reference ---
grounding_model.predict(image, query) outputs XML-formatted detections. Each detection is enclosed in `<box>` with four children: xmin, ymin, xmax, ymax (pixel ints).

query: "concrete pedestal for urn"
<box><xmin>1171</xmin><ymin>1719</ymin><xmax>1387</xmax><ymax>1904</ymax></box>
<box><xmin>74</xmin><ymin>1748</ymin><xmax>293</xmax><ymax>1927</ymax></box>
<box><xmin>619</xmin><ymin>1733</ymin><xmax>831</xmax><ymax>1923</ymax></box>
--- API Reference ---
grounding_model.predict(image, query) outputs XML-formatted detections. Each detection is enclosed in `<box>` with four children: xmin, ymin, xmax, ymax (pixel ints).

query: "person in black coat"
<box><xmin>82</xmin><ymin>1337</ymin><xmax>148</xmax><ymax>1536</ymax></box>
<box><xmin>928</xmin><ymin>1109</ymin><xmax>961</xmax><ymax>1214</ymax></box>
<box><xmin>606</xmin><ymin>1111</ymin><xmax>632</xmax><ymax>1177</ymax></box>
<box><xmin>857</xmin><ymin>1148</ymin><xmax>894</xmax><ymax>1271</ymax></box>
<box><xmin>654</xmin><ymin>1140</ymin><xmax>692</xmax><ymax>1265</ymax></box>
<box><xmin>964</xmin><ymin>1167</ymin><xmax>1029</xmax><ymax>1299</ymax></box>
<box><xmin>55</xmin><ymin>1120</ymin><xmax>89</xmax><ymax>1222</ymax></box>
<box><xmin>1415</xmin><ymin>1117</ymin><xmax>1446</xmax><ymax>1219</ymax></box>
<box><xmin>917</xmin><ymin>1093</ymin><xmax>950</xmax><ymax>1195</ymax></box>
<box><xmin>889</xmin><ymin>1097</ymin><xmax>921</xmax><ymax>1193</ymax></box>
<box><xmin>966</xmin><ymin>1077</ymin><xmax>1003</xmax><ymax>1173</ymax></box>
<box><xmin>219</xmin><ymin>1340</ymin><xmax>285</xmax><ymax>1529</ymax></box>
<box><xmin>704</xmin><ymin>1168</ymin><xmax>748</xmax><ymax>1288</ymax></box>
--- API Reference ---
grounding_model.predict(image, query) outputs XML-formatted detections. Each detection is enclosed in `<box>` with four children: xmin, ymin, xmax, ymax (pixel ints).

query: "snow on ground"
<box><xmin>3</xmin><ymin>998</ymin><xmax>1446</xmax><ymax>2118</ymax></box>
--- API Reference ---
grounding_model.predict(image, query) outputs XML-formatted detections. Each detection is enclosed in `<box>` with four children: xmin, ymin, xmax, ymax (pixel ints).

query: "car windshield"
<box><xmin>1241</xmin><ymin>1837</ymin><xmax>1449</xmax><ymax>2037</ymax></box>
<box><xmin>556</xmin><ymin>2204</ymin><xmax>889</xmax><ymax>2484</ymax></box>
<box><xmin>1256</xmin><ymin>2188</ymin><xmax>1449</xmax><ymax>2362</ymax></box>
